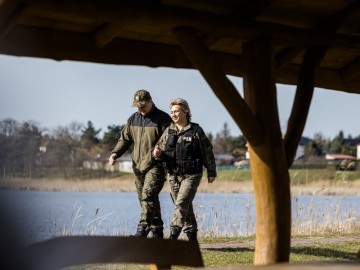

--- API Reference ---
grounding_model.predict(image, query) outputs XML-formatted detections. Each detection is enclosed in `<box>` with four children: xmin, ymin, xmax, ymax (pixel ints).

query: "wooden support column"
<box><xmin>172</xmin><ymin>27</ymin><xmax>263</xmax><ymax>146</ymax></box>
<box><xmin>243</xmin><ymin>39</ymin><xmax>291</xmax><ymax>264</ymax></box>
<box><xmin>284</xmin><ymin>47</ymin><xmax>328</xmax><ymax>166</ymax></box>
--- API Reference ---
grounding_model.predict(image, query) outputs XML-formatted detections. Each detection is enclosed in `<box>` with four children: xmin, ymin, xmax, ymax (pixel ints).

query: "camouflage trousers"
<box><xmin>168</xmin><ymin>173</ymin><xmax>202</xmax><ymax>233</ymax></box>
<box><xmin>134</xmin><ymin>166</ymin><xmax>166</xmax><ymax>231</ymax></box>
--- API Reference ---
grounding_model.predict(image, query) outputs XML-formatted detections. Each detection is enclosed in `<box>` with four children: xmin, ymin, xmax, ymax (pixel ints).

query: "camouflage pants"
<box><xmin>134</xmin><ymin>166</ymin><xmax>166</xmax><ymax>231</ymax></box>
<box><xmin>169</xmin><ymin>173</ymin><xmax>202</xmax><ymax>233</ymax></box>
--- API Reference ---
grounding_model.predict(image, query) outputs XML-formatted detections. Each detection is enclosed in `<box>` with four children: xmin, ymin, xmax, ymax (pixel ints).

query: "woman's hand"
<box><xmin>153</xmin><ymin>144</ymin><xmax>162</xmax><ymax>158</ymax></box>
<box><xmin>208</xmin><ymin>177</ymin><xmax>216</xmax><ymax>183</ymax></box>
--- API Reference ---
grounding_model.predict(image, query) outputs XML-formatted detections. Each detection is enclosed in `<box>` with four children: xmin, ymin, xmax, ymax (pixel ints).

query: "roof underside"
<box><xmin>1</xmin><ymin>0</ymin><xmax>360</xmax><ymax>94</ymax></box>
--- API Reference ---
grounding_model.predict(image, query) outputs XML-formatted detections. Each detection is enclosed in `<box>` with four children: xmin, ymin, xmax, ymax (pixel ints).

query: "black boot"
<box><xmin>169</xmin><ymin>226</ymin><xmax>182</xmax><ymax>240</ymax></box>
<box><xmin>150</xmin><ymin>228</ymin><xmax>164</xmax><ymax>239</ymax></box>
<box><xmin>186</xmin><ymin>231</ymin><xmax>198</xmax><ymax>242</ymax></box>
<box><xmin>134</xmin><ymin>223</ymin><xmax>149</xmax><ymax>237</ymax></box>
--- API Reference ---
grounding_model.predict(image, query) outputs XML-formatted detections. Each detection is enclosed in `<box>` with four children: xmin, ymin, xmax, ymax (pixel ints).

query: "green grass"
<box><xmin>289</xmin><ymin>241</ymin><xmax>359</xmax><ymax>263</ymax></box>
<box><xmin>201</xmin><ymin>240</ymin><xmax>360</xmax><ymax>267</ymax></box>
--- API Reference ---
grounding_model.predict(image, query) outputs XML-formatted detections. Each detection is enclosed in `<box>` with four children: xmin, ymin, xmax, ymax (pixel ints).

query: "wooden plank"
<box><xmin>24</xmin><ymin>236</ymin><xmax>204</xmax><ymax>270</ymax></box>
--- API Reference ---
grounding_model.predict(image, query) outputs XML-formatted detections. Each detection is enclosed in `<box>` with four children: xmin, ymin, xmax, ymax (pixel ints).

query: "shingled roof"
<box><xmin>1</xmin><ymin>0</ymin><xmax>360</xmax><ymax>94</ymax></box>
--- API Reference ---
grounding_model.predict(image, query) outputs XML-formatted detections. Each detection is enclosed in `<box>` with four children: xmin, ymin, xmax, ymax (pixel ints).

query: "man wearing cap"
<box><xmin>108</xmin><ymin>89</ymin><xmax>171</xmax><ymax>238</ymax></box>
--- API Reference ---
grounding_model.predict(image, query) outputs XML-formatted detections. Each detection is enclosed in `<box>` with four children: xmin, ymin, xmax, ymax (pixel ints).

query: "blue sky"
<box><xmin>0</xmin><ymin>54</ymin><xmax>359</xmax><ymax>139</ymax></box>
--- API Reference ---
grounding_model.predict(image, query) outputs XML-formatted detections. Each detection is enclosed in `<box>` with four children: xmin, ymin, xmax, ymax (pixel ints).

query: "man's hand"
<box><xmin>208</xmin><ymin>177</ymin><xmax>216</xmax><ymax>183</ymax></box>
<box><xmin>108</xmin><ymin>153</ymin><xmax>117</xmax><ymax>165</ymax></box>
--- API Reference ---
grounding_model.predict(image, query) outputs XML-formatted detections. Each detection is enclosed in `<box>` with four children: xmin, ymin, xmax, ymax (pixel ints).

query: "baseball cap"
<box><xmin>131</xmin><ymin>89</ymin><xmax>152</xmax><ymax>107</ymax></box>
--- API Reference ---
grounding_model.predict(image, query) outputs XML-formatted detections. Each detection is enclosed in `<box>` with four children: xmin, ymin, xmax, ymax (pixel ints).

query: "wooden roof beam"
<box><xmin>0</xmin><ymin>1</ymin><xmax>28</xmax><ymax>39</ymax></box>
<box><xmin>172</xmin><ymin>27</ymin><xmax>264</xmax><ymax>145</ymax></box>
<box><xmin>274</xmin><ymin>0</ymin><xmax>360</xmax><ymax>72</ymax></box>
<box><xmin>92</xmin><ymin>12</ymin><xmax>145</xmax><ymax>48</ymax></box>
<box><xmin>317</xmin><ymin>0</ymin><xmax>360</xmax><ymax>32</ymax></box>
<box><xmin>275</xmin><ymin>47</ymin><xmax>303</xmax><ymax>71</ymax></box>
<box><xmin>231</xmin><ymin>0</ymin><xmax>271</xmax><ymax>21</ymax></box>
<box><xmin>27</xmin><ymin>0</ymin><xmax>360</xmax><ymax>49</ymax></box>
<box><xmin>0</xmin><ymin>0</ymin><xmax>22</xmax><ymax>24</ymax></box>
<box><xmin>205</xmin><ymin>0</ymin><xmax>271</xmax><ymax>48</ymax></box>
<box><xmin>1</xmin><ymin>25</ymin><xmax>360</xmax><ymax>95</ymax></box>
<box><xmin>93</xmin><ymin>22</ymin><xmax>131</xmax><ymax>48</ymax></box>
<box><xmin>340</xmin><ymin>57</ymin><xmax>360</xmax><ymax>83</ymax></box>
<box><xmin>284</xmin><ymin>47</ymin><xmax>328</xmax><ymax>167</ymax></box>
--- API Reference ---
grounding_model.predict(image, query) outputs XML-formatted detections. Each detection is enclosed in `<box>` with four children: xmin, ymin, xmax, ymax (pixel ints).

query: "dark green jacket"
<box><xmin>112</xmin><ymin>105</ymin><xmax>171</xmax><ymax>173</ymax></box>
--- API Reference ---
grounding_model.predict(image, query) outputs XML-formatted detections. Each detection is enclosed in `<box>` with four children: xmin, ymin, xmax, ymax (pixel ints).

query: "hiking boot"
<box><xmin>150</xmin><ymin>228</ymin><xmax>164</xmax><ymax>239</ymax></box>
<box><xmin>169</xmin><ymin>226</ymin><xmax>182</xmax><ymax>240</ymax></box>
<box><xmin>133</xmin><ymin>223</ymin><xmax>149</xmax><ymax>237</ymax></box>
<box><xmin>186</xmin><ymin>231</ymin><xmax>198</xmax><ymax>242</ymax></box>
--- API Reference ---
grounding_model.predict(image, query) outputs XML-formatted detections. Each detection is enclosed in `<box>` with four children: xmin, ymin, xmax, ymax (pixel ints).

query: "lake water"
<box><xmin>0</xmin><ymin>190</ymin><xmax>359</xmax><ymax>245</ymax></box>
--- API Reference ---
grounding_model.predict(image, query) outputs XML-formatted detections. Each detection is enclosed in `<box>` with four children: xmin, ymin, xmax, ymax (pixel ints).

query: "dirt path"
<box><xmin>200</xmin><ymin>236</ymin><xmax>360</xmax><ymax>250</ymax></box>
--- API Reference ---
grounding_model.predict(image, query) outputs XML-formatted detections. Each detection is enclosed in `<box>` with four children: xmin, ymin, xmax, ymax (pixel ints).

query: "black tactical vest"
<box><xmin>162</xmin><ymin>123</ymin><xmax>203</xmax><ymax>175</ymax></box>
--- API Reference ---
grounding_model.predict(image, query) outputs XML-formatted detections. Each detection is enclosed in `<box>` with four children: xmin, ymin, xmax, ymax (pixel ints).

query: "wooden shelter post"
<box><xmin>243</xmin><ymin>39</ymin><xmax>291</xmax><ymax>264</ymax></box>
<box><xmin>173</xmin><ymin>28</ymin><xmax>292</xmax><ymax>264</ymax></box>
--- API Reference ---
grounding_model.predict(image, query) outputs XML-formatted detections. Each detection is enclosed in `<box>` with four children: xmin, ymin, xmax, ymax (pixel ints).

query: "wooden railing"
<box><xmin>23</xmin><ymin>236</ymin><xmax>204</xmax><ymax>270</ymax></box>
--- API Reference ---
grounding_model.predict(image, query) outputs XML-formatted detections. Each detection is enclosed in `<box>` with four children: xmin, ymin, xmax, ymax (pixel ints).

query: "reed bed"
<box><xmin>46</xmin><ymin>193</ymin><xmax>359</xmax><ymax>240</ymax></box>
<box><xmin>1</xmin><ymin>168</ymin><xmax>359</xmax><ymax>239</ymax></box>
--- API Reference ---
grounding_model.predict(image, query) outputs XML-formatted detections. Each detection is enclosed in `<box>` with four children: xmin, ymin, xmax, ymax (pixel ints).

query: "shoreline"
<box><xmin>1</xmin><ymin>177</ymin><xmax>360</xmax><ymax>196</ymax></box>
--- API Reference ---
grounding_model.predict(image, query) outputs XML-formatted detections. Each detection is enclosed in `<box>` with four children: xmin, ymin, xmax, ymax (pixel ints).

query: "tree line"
<box><xmin>0</xmin><ymin>118</ymin><xmax>359</xmax><ymax>179</ymax></box>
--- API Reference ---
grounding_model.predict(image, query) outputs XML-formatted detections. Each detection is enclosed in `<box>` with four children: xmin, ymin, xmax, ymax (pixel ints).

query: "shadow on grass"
<box><xmin>204</xmin><ymin>247</ymin><xmax>254</xmax><ymax>252</ymax></box>
<box><xmin>291</xmin><ymin>246</ymin><xmax>359</xmax><ymax>261</ymax></box>
<box><xmin>204</xmin><ymin>246</ymin><xmax>359</xmax><ymax>262</ymax></box>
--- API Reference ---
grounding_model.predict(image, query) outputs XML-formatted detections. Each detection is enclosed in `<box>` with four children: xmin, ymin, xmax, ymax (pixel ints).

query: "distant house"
<box><xmin>325</xmin><ymin>153</ymin><xmax>357</xmax><ymax>170</ymax></box>
<box><xmin>244</xmin><ymin>136</ymin><xmax>311</xmax><ymax>161</ymax></box>
<box><xmin>85</xmin><ymin>155</ymin><xmax>133</xmax><ymax>173</ymax></box>
<box><xmin>117</xmin><ymin>155</ymin><xmax>133</xmax><ymax>173</ymax></box>
<box><xmin>214</xmin><ymin>154</ymin><xmax>235</xmax><ymax>165</ymax></box>
<box><xmin>83</xmin><ymin>160</ymin><xmax>104</xmax><ymax>170</ymax></box>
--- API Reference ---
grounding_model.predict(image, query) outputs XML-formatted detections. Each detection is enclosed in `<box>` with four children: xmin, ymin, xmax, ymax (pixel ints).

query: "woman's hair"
<box><xmin>170</xmin><ymin>98</ymin><xmax>192</xmax><ymax>121</ymax></box>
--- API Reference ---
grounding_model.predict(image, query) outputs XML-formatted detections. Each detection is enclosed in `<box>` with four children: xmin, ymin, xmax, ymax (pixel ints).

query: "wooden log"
<box><xmin>172</xmin><ymin>27</ymin><xmax>264</xmax><ymax>146</ymax></box>
<box><xmin>24</xmin><ymin>236</ymin><xmax>204</xmax><ymax>270</ymax></box>
<box><xmin>243</xmin><ymin>39</ymin><xmax>291</xmax><ymax>264</ymax></box>
<box><xmin>284</xmin><ymin>47</ymin><xmax>327</xmax><ymax>166</ymax></box>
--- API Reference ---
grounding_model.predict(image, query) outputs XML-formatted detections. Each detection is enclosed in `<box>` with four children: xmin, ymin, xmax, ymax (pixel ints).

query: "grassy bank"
<box><xmin>202</xmin><ymin>243</ymin><xmax>359</xmax><ymax>268</ymax></box>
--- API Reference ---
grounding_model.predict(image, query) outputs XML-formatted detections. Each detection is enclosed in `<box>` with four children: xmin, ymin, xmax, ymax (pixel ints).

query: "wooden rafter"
<box><xmin>1</xmin><ymin>25</ymin><xmax>360</xmax><ymax>95</ymax></box>
<box><xmin>0</xmin><ymin>1</ymin><xmax>27</xmax><ymax>39</ymax></box>
<box><xmin>284</xmin><ymin>47</ymin><xmax>328</xmax><ymax>167</ymax></box>
<box><xmin>282</xmin><ymin>1</ymin><xmax>360</xmax><ymax>166</ymax></box>
<box><xmin>172</xmin><ymin>27</ymin><xmax>263</xmax><ymax>146</ymax></box>
<box><xmin>24</xmin><ymin>1</ymin><xmax>360</xmax><ymax>49</ymax></box>
<box><xmin>231</xmin><ymin>0</ymin><xmax>271</xmax><ymax>21</ymax></box>
<box><xmin>0</xmin><ymin>0</ymin><xmax>359</xmax><ymax>94</ymax></box>
<box><xmin>274</xmin><ymin>0</ymin><xmax>360</xmax><ymax>73</ymax></box>
<box><xmin>340</xmin><ymin>57</ymin><xmax>360</xmax><ymax>83</ymax></box>
<box><xmin>94</xmin><ymin>22</ymin><xmax>131</xmax><ymax>48</ymax></box>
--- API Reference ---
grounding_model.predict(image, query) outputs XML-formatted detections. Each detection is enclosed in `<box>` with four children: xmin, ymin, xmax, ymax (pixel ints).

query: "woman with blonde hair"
<box><xmin>153</xmin><ymin>98</ymin><xmax>216</xmax><ymax>241</ymax></box>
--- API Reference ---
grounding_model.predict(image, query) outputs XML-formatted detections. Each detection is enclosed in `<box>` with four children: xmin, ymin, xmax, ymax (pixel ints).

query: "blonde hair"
<box><xmin>170</xmin><ymin>98</ymin><xmax>192</xmax><ymax>121</ymax></box>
